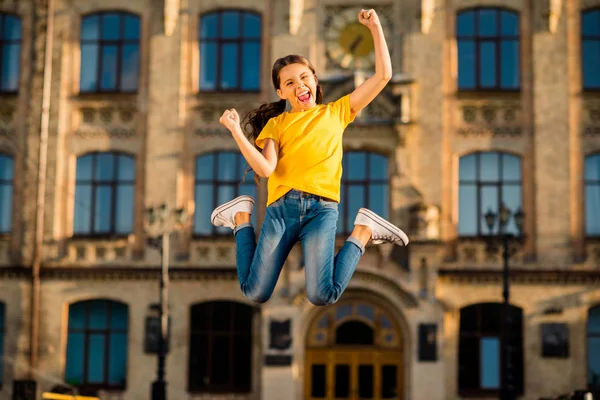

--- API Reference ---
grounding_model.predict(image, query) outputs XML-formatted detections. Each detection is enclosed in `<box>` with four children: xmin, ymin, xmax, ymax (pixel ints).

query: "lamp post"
<box><xmin>145</xmin><ymin>204</ymin><xmax>188</xmax><ymax>400</ymax></box>
<box><xmin>483</xmin><ymin>203</ymin><xmax>525</xmax><ymax>400</ymax></box>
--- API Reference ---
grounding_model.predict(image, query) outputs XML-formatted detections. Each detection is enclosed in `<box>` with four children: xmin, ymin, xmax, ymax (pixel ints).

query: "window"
<box><xmin>585</xmin><ymin>154</ymin><xmax>600</xmax><ymax>236</ymax></box>
<box><xmin>74</xmin><ymin>152</ymin><xmax>135</xmax><ymax>236</ymax></box>
<box><xmin>65</xmin><ymin>300</ymin><xmax>128</xmax><ymax>389</ymax></box>
<box><xmin>80</xmin><ymin>12</ymin><xmax>140</xmax><ymax>93</ymax></box>
<box><xmin>589</xmin><ymin>305</ymin><xmax>600</xmax><ymax>388</ymax></box>
<box><xmin>457</xmin><ymin>8</ymin><xmax>520</xmax><ymax>90</ymax></box>
<box><xmin>582</xmin><ymin>8</ymin><xmax>600</xmax><ymax>90</ymax></box>
<box><xmin>458</xmin><ymin>152</ymin><xmax>522</xmax><ymax>236</ymax></box>
<box><xmin>0</xmin><ymin>13</ymin><xmax>21</xmax><ymax>92</ymax></box>
<box><xmin>458</xmin><ymin>303</ymin><xmax>523</xmax><ymax>395</ymax></box>
<box><xmin>194</xmin><ymin>152</ymin><xmax>257</xmax><ymax>236</ymax></box>
<box><xmin>188</xmin><ymin>301</ymin><xmax>253</xmax><ymax>393</ymax></box>
<box><xmin>0</xmin><ymin>302</ymin><xmax>4</xmax><ymax>386</ymax></box>
<box><xmin>338</xmin><ymin>152</ymin><xmax>389</xmax><ymax>236</ymax></box>
<box><xmin>0</xmin><ymin>154</ymin><xmax>13</xmax><ymax>235</ymax></box>
<box><xmin>199</xmin><ymin>10</ymin><xmax>261</xmax><ymax>91</ymax></box>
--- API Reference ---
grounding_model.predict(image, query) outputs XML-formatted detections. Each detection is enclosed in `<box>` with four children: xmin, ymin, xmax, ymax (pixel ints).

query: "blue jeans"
<box><xmin>233</xmin><ymin>190</ymin><xmax>364</xmax><ymax>305</ymax></box>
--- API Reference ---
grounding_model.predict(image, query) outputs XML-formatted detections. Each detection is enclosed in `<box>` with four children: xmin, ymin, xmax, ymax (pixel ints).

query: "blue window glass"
<box><xmin>588</xmin><ymin>305</ymin><xmax>600</xmax><ymax>388</ymax></box>
<box><xmin>585</xmin><ymin>154</ymin><xmax>600</xmax><ymax>236</ymax></box>
<box><xmin>457</xmin><ymin>8</ymin><xmax>520</xmax><ymax>90</ymax></box>
<box><xmin>459</xmin><ymin>152</ymin><xmax>522</xmax><ymax>236</ymax></box>
<box><xmin>582</xmin><ymin>9</ymin><xmax>600</xmax><ymax>90</ymax></box>
<box><xmin>0</xmin><ymin>14</ymin><xmax>21</xmax><ymax>92</ymax></box>
<box><xmin>480</xmin><ymin>337</ymin><xmax>500</xmax><ymax>389</ymax></box>
<box><xmin>0</xmin><ymin>154</ymin><xmax>14</xmax><ymax>234</ymax></box>
<box><xmin>194</xmin><ymin>152</ymin><xmax>257</xmax><ymax>236</ymax></box>
<box><xmin>199</xmin><ymin>10</ymin><xmax>261</xmax><ymax>91</ymax></box>
<box><xmin>74</xmin><ymin>152</ymin><xmax>135</xmax><ymax>236</ymax></box>
<box><xmin>80</xmin><ymin>12</ymin><xmax>140</xmax><ymax>92</ymax></box>
<box><xmin>65</xmin><ymin>300</ymin><xmax>128</xmax><ymax>388</ymax></box>
<box><xmin>0</xmin><ymin>302</ymin><xmax>4</xmax><ymax>385</ymax></box>
<box><xmin>339</xmin><ymin>152</ymin><xmax>389</xmax><ymax>236</ymax></box>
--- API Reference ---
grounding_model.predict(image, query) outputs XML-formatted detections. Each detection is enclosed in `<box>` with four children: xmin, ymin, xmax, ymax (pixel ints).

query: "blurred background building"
<box><xmin>0</xmin><ymin>0</ymin><xmax>599</xmax><ymax>399</ymax></box>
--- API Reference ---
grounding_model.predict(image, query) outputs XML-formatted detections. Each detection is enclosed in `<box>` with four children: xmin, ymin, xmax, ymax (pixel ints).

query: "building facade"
<box><xmin>0</xmin><ymin>0</ymin><xmax>599</xmax><ymax>399</ymax></box>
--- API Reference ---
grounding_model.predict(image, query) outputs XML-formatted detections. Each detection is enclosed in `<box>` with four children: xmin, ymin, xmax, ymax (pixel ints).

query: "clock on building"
<box><xmin>323</xmin><ymin>6</ymin><xmax>392</xmax><ymax>71</ymax></box>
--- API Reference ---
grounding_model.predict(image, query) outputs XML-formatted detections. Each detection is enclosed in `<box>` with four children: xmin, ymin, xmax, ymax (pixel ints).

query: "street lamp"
<box><xmin>145</xmin><ymin>204</ymin><xmax>189</xmax><ymax>400</ymax></box>
<box><xmin>483</xmin><ymin>203</ymin><xmax>525</xmax><ymax>400</ymax></box>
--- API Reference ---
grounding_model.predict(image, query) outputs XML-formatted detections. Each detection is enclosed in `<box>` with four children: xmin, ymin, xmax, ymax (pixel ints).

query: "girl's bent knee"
<box><xmin>307</xmin><ymin>291</ymin><xmax>337</xmax><ymax>306</ymax></box>
<box><xmin>242</xmin><ymin>286</ymin><xmax>272</xmax><ymax>304</ymax></box>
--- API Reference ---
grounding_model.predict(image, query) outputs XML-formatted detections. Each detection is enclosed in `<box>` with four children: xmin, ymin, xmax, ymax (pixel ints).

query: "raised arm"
<box><xmin>219</xmin><ymin>109</ymin><xmax>279</xmax><ymax>178</ymax></box>
<box><xmin>348</xmin><ymin>9</ymin><xmax>392</xmax><ymax>115</ymax></box>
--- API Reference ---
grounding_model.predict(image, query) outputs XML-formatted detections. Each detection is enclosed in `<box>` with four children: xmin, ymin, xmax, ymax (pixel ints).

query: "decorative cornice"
<box><xmin>438</xmin><ymin>268</ymin><xmax>600</xmax><ymax>284</ymax></box>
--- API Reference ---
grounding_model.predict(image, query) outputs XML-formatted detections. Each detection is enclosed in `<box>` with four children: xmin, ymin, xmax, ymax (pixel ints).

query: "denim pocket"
<box><xmin>319</xmin><ymin>198</ymin><xmax>338</xmax><ymax>209</ymax></box>
<box><xmin>268</xmin><ymin>195</ymin><xmax>285</xmax><ymax>208</ymax></box>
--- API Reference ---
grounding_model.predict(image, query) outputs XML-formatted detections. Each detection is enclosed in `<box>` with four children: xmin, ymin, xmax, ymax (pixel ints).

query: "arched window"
<box><xmin>65</xmin><ymin>300</ymin><xmax>128</xmax><ymax>389</ymax></box>
<box><xmin>585</xmin><ymin>153</ymin><xmax>600</xmax><ymax>236</ymax></box>
<box><xmin>188</xmin><ymin>301</ymin><xmax>254</xmax><ymax>393</ymax></box>
<box><xmin>458</xmin><ymin>303</ymin><xmax>523</xmax><ymax>395</ymax></box>
<box><xmin>0</xmin><ymin>154</ymin><xmax>14</xmax><ymax>235</ymax></box>
<box><xmin>582</xmin><ymin>8</ymin><xmax>600</xmax><ymax>90</ymax></box>
<box><xmin>339</xmin><ymin>151</ymin><xmax>389</xmax><ymax>235</ymax></box>
<box><xmin>0</xmin><ymin>13</ymin><xmax>21</xmax><ymax>92</ymax></box>
<box><xmin>194</xmin><ymin>151</ymin><xmax>257</xmax><ymax>236</ymax></box>
<box><xmin>80</xmin><ymin>12</ymin><xmax>140</xmax><ymax>92</ymax></box>
<box><xmin>458</xmin><ymin>152</ymin><xmax>522</xmax><ymax>236</ymax></box>
<box><xmin>588</xmin><ymin>305</ymin><xmax>600</xmax><ymax>388</ymax></box>
<box><xmin>0</xmin><ymin>302</ymin><xmax>4</xmax><ymax>386</ymax></box>
<box><xmin>74</xmin><ymin>152</ymin><xmax>135</xmax><ymax>236</ymax></box>
<box><xmin>198</xmin><ymin>10</ymin><xmax>261</xmax><ymax>91</ymax></box>
<box><xmin>456</xmin><ymin>8</ymin><xmax>520</xmax><ymax>91</ymax></box>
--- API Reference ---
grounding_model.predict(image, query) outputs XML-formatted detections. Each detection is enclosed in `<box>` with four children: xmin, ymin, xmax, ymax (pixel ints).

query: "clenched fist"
<box><xmin>219</xmin><ymin>109</ymin><xmax>241</xmax><ymax>132</ymax></box>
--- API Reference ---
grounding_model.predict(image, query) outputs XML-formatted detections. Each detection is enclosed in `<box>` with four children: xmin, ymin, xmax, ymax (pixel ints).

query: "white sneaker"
<box><xmin>210</xmin><ymin>196</ymin><xmax>255</xmax><ymax>230</ymax></box>
<box><xmin>354</xmin><ymin>208</ymin><xmax>409</xmax><ymax>246</ymax></box>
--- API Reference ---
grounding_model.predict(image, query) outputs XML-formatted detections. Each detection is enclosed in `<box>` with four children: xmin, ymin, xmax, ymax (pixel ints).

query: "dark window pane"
<box><xmin>503</xmin><ymin>154</ymin><xmax>521</xmax><ymax>181</ymax></box>
<box><xmin>188</xmin><ymin>333</ymin><xmax>208</xmax><ymax>389</ymax></box>
<box><xmin>457</xmin><ymin>12</ymin><xmax>475</xmax><ymax>36</ymax></box>
<box><xmin>80</xmin><ymin>44</ymin><xmax>99</xmax><ymax>91</ymax></box>
<box><xmin>480</xmin><ymin>337</ymin><xmax>500</xmax><ymax>389</ymax></box>
<box><xmin>502</xmin><ymin>185</ymin><xmax>522</xmax><ymax>234</ymax></box>
<box><xmin>501</xmin><ymin>11</ymin><xmax>519</xmax><ymax>36</ymax></box>
<box><xmin>458</xmin><ymin>41</ymin><xmax>475</xmax><ymax>89</ymax></box>
<box><xmin>459</xmin><ymin>154</ymin><xmax>476</xmax><ymax>181</ymax></box>
<box><xmin>123</xmin><ymin>15</ymin><xmax>140</xmax><ymax>40</ymax></box>
<box><xmin>95</xmin><ymin>153</ymin><xmax>115</xmax><ymax>181</ymax></box>
<box><xmin>217</xmin><ymin>153</ymin><xmax>237</xmax><ymax>181</ymax></box>
<box><xmin>101</xmin><ymin>13</ymin><xmax>121</xmax><ymax>40</ymax></box>
<box><xmin>589</xmin><ymin>337</ymin><xmax>600</xmax><ymax>387</ymax></box>
<box><xmin>480</xmin><ymin>186</ymin><xmax>499</xmax><ymax>232</ymax></box>
<box><xmin>585</xmin><ymin>184</ymin><xmax>600</xmax><ymax>236</ymax></box>
<box><xmin>243</xmin><ymin>14</ymin><xmax>261</xmax><ymax>38</ymax></box>
<box><xmin>480</xmin><ymin>304</ymin><xmax>501</xmax><ymax>333</ymax></box>
<box><xmin>582</xmin><ymin>10</ymin><xmax>600</xmax><ymax>36</ymax></box>
<box><xmin>589</xmin><ymin>306</ymin><xmax>600</xmax><ymax>334</ymax></box>
<box><xmin>358</xmin><ymin>365</ymin><xmax>374</xmax><ymax>399</ymax></box>
<box><xmin>460</xmin><ymin>305</ymin><xmax>478</xmax><ymax>333</ymax></box>
<box><xmin>479</xmin><ymin>41</ymin><xmax>497</xmax><ymax>88</ymax></box>
<box><xmin>211</xmin><ymin>336</ymin><xmax>230</xmax><ymax>385</ymax></box>
<box><xmin>370</xmin><ymin>154</ymin><xmax>388</xmax><ymax>179</ymax></box>
<box><xmin>480</xmin><ymin>153</ymin><xmax>499</xmax><ymax>182</ymax></box>
<box><xmin>200</xmin><ymin>13</ymin><xmax>218</xmax><ymax>39</ymax></box>
<box><xmin>68</xmin><ymin>302</ymin><xmax>86</xmax><ymax>330</ymax></box>
<box><xmin>73</xmin><ymin>184</ymin><xmax>92</xmax><ymax>234</ymax></box>
<box><xmin>117</xmin><ymin>155</ymin><xmax>135</xmax><ymax>181</ymax></box>
<box><xmin>369</xmin><ymin>184</ymin><xmax>388</xmax><ymax>218</ymax></box>
<box><xmin>501</xmin><ymin>41</ymin><xmax>520</xmax><ymax>88</ymax></box>
<box><xmin>108</xmin><ymin>333</ymin><xmax>127</xmax><ymax>385</ymax></box>
<box><xmin>233</xmin><ymin>304</ymin><xmax>253</xmax><ymax>331</ymax></box>
<box><xmin>87</xmin><ymin>334</ymin><xmax>106</xmax><ymax>383</ymax></box>
<box><xmin>110</xmin><ymin>303</ymin><xmax>128</xmax><ymax>330</ymax></box>
<box><xmin>4</xmin><ymin>16</ymin><xmax>21</xmax><ymax>40</ymax></box>
<box><xmin>76</xmin><ymin>155</ymin><xmax>93</xmax><ymax>181</ymax></box>
<box><xmin>335</xmin><ymin>365</ymin><xmax>350</xmax><ymax>398</ymax></box>
<box><xmin>100</xmin><ymin>45</ymin><xmax>118</xmax><ymax>90</ymax></box>
<box><xmin>81</xmin><ymin>15</ymin><xmax>99</xmax><ymax>40</ymax></box>
<box><xmin>478</xmin><ymin>9</ymin><xmax>498</xmax><ymax>37</ymax></box>
<box><xmin>347</xmin><ymin>152</ymin><xmax>367</xmax><ymax>180</ymax></box>
<box><xmin>1</xmin><ymin>43</ymin><xmax>20</xmax><ymax>91</ymax></box>
<box><xmin>458</xmin><ymin>336</ymin><xmax>479</xmax><ymax>390</ymax></box>
<box><xmin>458</xmin><ymin>185</ymin><xmax>477</xmax><ymax>235</ymax></box>
<box><xmin>357</xmin><ymin>304</ymin><xmax>375</xmax><ymax>321</ymax></box>
<box><xmin>89</xmin><ymin>301</ymin><xmax>108</xmax><ymax>329</ymax></box>
<box><xmin>65</xmin><ymin>333</ymin><xmax>85</xmax><ymax>385</ymax></box>
<box><xmin>115</xmin><ymin>185</ymin><xmax>134</xmax><ymax>234</ymax></box>
<box><xmin>120</xmin><ymin>44</ymin><xmax>139</xmax><ymax>91</ymax></box>
<box><xmin>220</xmin><ymin>43</ymin><xmax>239</xmax><ymax>89</ymax></box>
<box><xmin>381</xmin><ymin>365</ymin><xmax>397</xmax><ymax>399</ymax></box>
<box><xmin>212</xmin><ymin>302</ymin><xmax>232</xmax><ymax>332</ymax></box>
<box><xmin>232</xmin><ymin>335</ymin><xmax>252</xmax><ymax>389</ymax></box>
<box><xmin>196</xmin><ymin>154</ymin><xmax>214</xmax><ymax>180</ymax></box>
<box><xmin>221</xmin><ymin>11</ymin><xmax>240</xmax><ymax>38</ymax></box>
<box><xmin>0</xmin><ymin>185</ymin><xmax>12</xmax><ymax>233</ymax></box>
<box><xmin>194</xmin><ymin>184</ymin><xmax>213</xmax><ymax>235</ymax></box>
<box><xmin>336</xmin><ymin>320</ymin><xmax>374</xmax><ymax>345</ymax></box>
<box><xmin>242</xmin><ymin>42</ymin><xmax>261</xmax><ymax>90</ymax></box>
<box><xmin>311</xmin><ymin>365</ymin><xmax>326</xmax><ymax>398</ymax></box>
<box><xmin>583</xmin><ymin>40</ymin><xmax>600</xmax><ymax>89</ymax></box>
<box><xmin>0</xmin><ymin>155</ymin><xmax>13</xmax><ymax>180</ymax></box>
<box><xmin>200</xmin><ymin>42</ymin><xmax>218</xmax><ymax>90</ymax></box>
<box><xmin>94</xmin><ymin>186</ymin><xmax>113</xmax><ymax>233</ymax></box>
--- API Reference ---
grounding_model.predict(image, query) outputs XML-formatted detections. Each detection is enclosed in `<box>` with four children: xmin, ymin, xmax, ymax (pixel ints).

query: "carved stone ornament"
<box><xmin>164</xmin><ymin>0</ymin><xmax>180</xmax><ymax>36</ymax></box>
<box><xmin>289</xmin><ymin>0</ymin><xmax>304</xmax><ymax>36</ymax></box>
<box><xmin>421</xmin><ymin>0</ymin><xmax>435</xmax><ymax>34</ymax></box>
<box><xmin>456</xmin><ymin>100</ymin><xmax>522</xmax><ymax>137</ymax></box>
<box><xmin>548</xmin><ymin>0</ymin><xmax>562</xmax><ymax>34</ymax></box>
<box><xmin>75</xmin><ymin>104</ymin><xmax>137</xmax><ymax>139</ymax></box>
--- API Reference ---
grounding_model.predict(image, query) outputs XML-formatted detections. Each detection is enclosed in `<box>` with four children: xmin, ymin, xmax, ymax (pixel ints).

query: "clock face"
<box><xmin>324</xmin><ymin>7</ymin><xmax>388</xmax><ymax>71</ymax></box>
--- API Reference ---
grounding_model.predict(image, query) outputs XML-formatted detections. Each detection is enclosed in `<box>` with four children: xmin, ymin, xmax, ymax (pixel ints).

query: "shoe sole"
<box><xmin>210</xmin><ymin>196</ymin><xmax>255</xmax><ymax>226</ymax></box>
<box><xmin>359</xmin><ymin>208</ymin><xmax>409</xmax><ymax>246</ymax></box>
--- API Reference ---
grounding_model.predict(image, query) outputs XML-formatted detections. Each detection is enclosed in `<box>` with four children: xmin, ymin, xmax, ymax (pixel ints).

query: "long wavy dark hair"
<box><xmin>242</xmin><ymin>54</ymin><xmax>324</xmax><ymax>184</ymax></box>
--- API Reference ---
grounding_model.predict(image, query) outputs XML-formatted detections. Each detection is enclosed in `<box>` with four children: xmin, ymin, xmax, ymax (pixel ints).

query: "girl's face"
<box><xmin>276</xmin><ymin>63</ymin><xmax>318</xmax><ymax>113</ymax></box>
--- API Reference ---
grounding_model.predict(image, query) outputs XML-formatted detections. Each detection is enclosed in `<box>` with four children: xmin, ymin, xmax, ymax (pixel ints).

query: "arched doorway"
<box><xmin>305</xmin><ymin>299</ymin><xmax>403</xmax><ymax>400</ymax></box>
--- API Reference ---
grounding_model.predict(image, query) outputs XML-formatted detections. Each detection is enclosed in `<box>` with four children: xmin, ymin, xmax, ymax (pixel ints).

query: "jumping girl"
<box><xmin>210</xmin><ymin>8</ymin><xmax>409</xmax><ymax>305</ymax></box>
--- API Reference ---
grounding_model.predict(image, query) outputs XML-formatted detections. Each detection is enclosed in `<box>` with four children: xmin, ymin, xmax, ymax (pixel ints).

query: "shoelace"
<box><xmin>373</xmin><ymin>233</ymin><xmax>394</xmax><ymax>242</ymax></box>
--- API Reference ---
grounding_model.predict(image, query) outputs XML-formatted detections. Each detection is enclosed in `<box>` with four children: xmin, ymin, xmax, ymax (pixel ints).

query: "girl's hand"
<box><xmin>219</xmin><ymin>109</ymin><xmax>241</xmax><ymax>132</ymax></box>
<box><xmin>358</xmin><ymin>9</ymin><xmax>381</xmax><ymax>29</ymax></box>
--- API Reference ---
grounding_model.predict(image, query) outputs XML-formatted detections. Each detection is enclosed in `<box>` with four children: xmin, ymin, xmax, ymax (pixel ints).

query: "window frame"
<box><xmin>582</xmin><ymin>7</ymin><xmax>600</xmax><ymax>91</ymax></box>
<box><xmin>188</xmin><ymin>301</ymin><xmax>254</xmax><ymax>393</ymax></box>
<box><xmin>585</xmin><ymin>153</ymin><xmax>600</xmax><ymax>237</ymax></box>
<box><xmin>73</xmin><ymin>151</ymin><xmax>136</xmax><ymax>238</ymax></box>
<box><xmin>198</xmin><ymin>9</ymin><xmax>262</xmax><ymax>93</ymax></box>
<box><xmin>65</xmin><ymin>299</ymin><xmax>129</xmax><ymax>391</ymax></box>
<box><xmin>0</xmin><ymin>153</ymin><xmax>14</xmax><ymax>237</ymax></box>
<box><xmin>458</xmin><ymin>151</ymin><xmax>523</xmax><ymax>238</ymax></box>
<box><xmin>79</xmin><ymin>11</ymin><xmax>141</xmax><ymax>94</ymax></box>
<box><xmin>0</xmin><ymin>12</ymin><xmax>21</xmax><ymax>94</ymax></box>
<box><xmin>338</xmin><ymin>151</ymin><xmax>390</xmax><ymax>237</ymax></box>
<box><xmin>456</xmin><ymin>7</ymin><xmax>521</xmax><ymax>92</ymax></box>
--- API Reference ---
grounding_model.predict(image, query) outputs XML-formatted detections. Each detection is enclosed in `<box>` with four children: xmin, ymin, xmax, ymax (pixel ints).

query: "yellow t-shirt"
<box><xmin>255</xmin><ymin>95</ymin><xmax>356</xmax><ymax>206</ymax></box>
